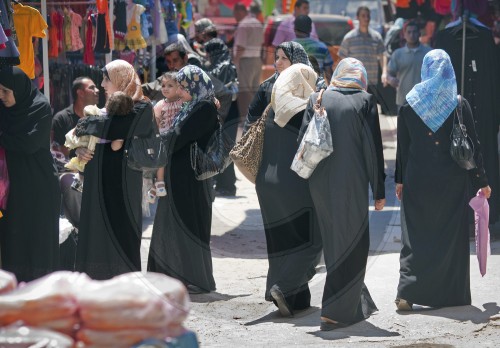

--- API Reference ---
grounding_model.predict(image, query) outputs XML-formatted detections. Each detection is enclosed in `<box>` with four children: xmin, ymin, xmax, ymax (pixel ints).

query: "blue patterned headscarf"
<box><xmin>406</xmin><ymin>49</ymin><xmax>458</xmax><ymax>132</ymax></box>
<box><xmin>174</xmin><ymin>65</ymin><xmax>215</xmax><ymax>126</ymax></box>
<box><xmin>329</xmin><ymin>57</ymin><xmax>368</xmax><ymax>91</ymax></box>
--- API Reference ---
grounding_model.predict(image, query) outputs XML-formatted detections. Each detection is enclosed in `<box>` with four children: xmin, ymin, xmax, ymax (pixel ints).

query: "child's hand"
<box><xmin>76</xmin><ymin>147</ymin><xmax>94</xmax><ymax>162</ymax></box>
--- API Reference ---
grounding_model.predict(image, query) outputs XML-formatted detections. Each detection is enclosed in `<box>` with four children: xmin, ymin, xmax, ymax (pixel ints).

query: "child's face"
<box><xmin>177</xmin><ymin>85</ymin><xmax>193</xmax><ymax>102</ymax></box>
<box><xmin>161</xmin><ymin>78</ymin><xmax>179</xmax><ymax>101</ymax></box>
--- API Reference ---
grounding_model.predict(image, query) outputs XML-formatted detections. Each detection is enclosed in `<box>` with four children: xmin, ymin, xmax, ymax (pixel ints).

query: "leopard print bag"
<box><xmin>229</xmin><ymin>104</ymin><xmax>272</xmax><ymax>184</ymax></box>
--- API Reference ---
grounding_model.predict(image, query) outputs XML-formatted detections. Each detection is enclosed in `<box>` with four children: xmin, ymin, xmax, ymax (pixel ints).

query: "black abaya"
<box><xmin>255</xmin><ymin>109</ymin><xmax>323</xmax><ymax>310</ymax></box>
<box><xmin>0</xmin><ymin>67</ymin><xmax>60</xmax><ymax>282</ymax></box>
<box><xmin>395</xmin><ymin>100</ymin><xmax>488</xmax><ymax>307</ymax></box>
<box><xmin>148</xmin><ymin>101</ymin><xmax>219</xmax><ymax>292</ymax></box>
<box><xmin>303</xmin><ymin>89</ymin><xmax>385</xmax><ymax>325</ymax></box>
<box><xmin>75</xmin><ymin>101</ymin><xmax>153</xmax><ymax>280</ymax></box>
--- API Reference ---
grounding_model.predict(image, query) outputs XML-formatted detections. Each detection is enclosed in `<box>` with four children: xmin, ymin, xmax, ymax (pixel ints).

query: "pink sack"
<box><xmin>0</xmin><ymin>147</ymin><xmax>8</xmax><ymax>210</ymax></box>
<box><xmin>469</xmin><ymin>190</ymin><xmax>490</xmax><ymax>277</ymax></box>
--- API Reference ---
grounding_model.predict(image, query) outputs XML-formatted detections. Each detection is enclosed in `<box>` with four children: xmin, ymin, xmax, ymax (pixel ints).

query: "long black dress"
<box><xmin>148</xmin><ymin>101</ymin><xmax>219</xmax><ymax>292</ymax></box>
<box><xmin>0</xmin><ymin>81</ymin><xmax>60</xmax><ymax>282</ymax></box>
<box><xmin>303</xmin><ymin>89</ymin><xmax>385</xmax><ymax>325</ymax></box>
<box><xmin>395</xmin><ymin>100</ymin><xmax>488</xmax><ymax>307</ymax></box>
<box><xmin>75</xmin><ymin>101</ymin><xmax>153</xmax><ymax>280</ymax></box>
<box><xmin>255</xmin><ymin>108</ymin><xmax>323</xmax><ymax>310</ymax></box>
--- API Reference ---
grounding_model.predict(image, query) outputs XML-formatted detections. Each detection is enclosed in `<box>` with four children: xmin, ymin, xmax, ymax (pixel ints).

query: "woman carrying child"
<box><xmin>74</xmin><ymin>60</ymin><xmax>153</xmax><ymax>280</ymax></box>
<box><xmin>148</xmin><ymin>65</ymin><xmax>219</xmax><ymax>294</ymax></box>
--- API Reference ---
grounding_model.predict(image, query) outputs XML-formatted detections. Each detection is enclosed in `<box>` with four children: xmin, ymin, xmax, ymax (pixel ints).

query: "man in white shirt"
<box><xmin>233</xmin><ymin>2</ymin><xmax>264</xmax><ymax>122</ymax></box>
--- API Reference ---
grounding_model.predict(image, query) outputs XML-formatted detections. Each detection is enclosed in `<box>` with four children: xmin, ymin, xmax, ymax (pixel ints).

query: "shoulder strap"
<box><xmin>316</xmin><ymin>89</ymin><xmax>325</xmax><ymax>106</ymax></box>
<box><xmin>456</xmin><ymin>94</ymin><xmax>464</xmax><ymax>125</ymax></box>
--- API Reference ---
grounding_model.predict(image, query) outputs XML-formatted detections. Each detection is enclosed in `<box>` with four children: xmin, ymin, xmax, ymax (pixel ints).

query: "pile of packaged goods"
<box><xmin>0</xmin><ymin>270</ymin><xmax>193</xmax><ymax>347</ymax></box>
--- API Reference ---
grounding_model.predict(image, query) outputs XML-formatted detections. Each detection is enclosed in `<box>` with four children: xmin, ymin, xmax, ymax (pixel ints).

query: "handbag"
<box><xmin>190</xmin><ymin>116</ymin><xmax>234</xmax><ymax>180</ymax></box>
<box><xmin>291</xmin><ymin>89</ymin><xmax>333</xmax><ymax>179</ymax></box>
<box><xmin>125</xmin><ymin>116</ymin><xmax>167</xmax><ymax>172</ymax></box>
<box><xmin>450</xmin><ymin>95</ymin><xmax>476</xmax><ymax>170</ymax></box>
<box><xmin>229</xmin><ymin>104</ymin><xmax>271</xmax><ymax>184</ymax></box>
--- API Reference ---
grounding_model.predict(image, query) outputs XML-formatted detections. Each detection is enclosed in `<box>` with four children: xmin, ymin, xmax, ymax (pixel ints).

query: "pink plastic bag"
<box><xmin>469</xmin><ymin>190</ymin><xmax>490</xmax><ymax>277</ymax></box>
<box><xmin>0</xmin><ymin>147</ymin><xmax>8</xmax><ymax>210</ymax></box>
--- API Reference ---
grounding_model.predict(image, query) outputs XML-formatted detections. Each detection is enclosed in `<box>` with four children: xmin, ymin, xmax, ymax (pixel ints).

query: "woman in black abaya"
<box><xmin>395</xmin><ymin>49</ymin><xmax>491</xmax><ymax>310</ymax></box>
<box><xmin>0</xmin><ymin>66</ymin><xmax>60</xmax><ymax>282</ymax></box>
<box><xmin>255</xmin><ymin>61</ymin><xmax>323</xmax><ymax>317</ymax></box>
<box><xmin>302</xmin><ymin>58</ymin><xmax>386</xmax><ymax>330</ymax></box>
<box><xmin>147</xmin><ymin>65</ymin><xmax>219</xmax><ymax>294</ymax></box>
<box><xmin>74</xmin><ymin>60</ymin><xmax>153</xmax><ymax>279</ymax></box>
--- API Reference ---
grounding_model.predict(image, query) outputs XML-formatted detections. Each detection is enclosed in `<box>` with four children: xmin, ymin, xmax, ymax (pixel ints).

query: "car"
<box><xmin>262</xmin><ymin>13</ymin><xmax>353</xmax><ymax>80</ymax></box>
<box><xmin>308</xmin><ymin>0</ymin><xmax>389</xmax><ymax>35</ymax></box>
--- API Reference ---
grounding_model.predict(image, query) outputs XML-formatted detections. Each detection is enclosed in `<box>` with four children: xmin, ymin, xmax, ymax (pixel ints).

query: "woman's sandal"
<box><xmin>155</xmin><ymin>181</ymin><xmax>167</xmax><ymax>197</ymax></box>
<box><xmin>395</xmin><ymin>298</ymin><xmax>413</xmax><ymax>311</ymax></box>
<box><xmin>320</xmin><ymin>316</ymin><xmax>348</xmax><ymax>331</ymax></box>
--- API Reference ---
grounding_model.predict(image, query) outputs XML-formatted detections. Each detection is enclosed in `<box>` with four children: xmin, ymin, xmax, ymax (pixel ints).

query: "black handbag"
<box><xmin>125</xmin><ymin>117</ymin><xmax>167</xmax><ymax>172</ymax></box>
<box><xmin>450</xmin><ymin>95</ymin><xmax>476</xmax><ymax>170</ymax></box>
<box><xmin>190</xmin><ymin>117</ymin><xmax>234</xmax><ymax>180</ymax></box>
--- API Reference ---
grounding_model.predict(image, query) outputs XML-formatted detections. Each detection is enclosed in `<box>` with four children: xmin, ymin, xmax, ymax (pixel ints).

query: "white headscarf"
<box><xmin>271</xmin><ymin>63</ymin><xmax>317</xmax><ymax>127</ymax></box>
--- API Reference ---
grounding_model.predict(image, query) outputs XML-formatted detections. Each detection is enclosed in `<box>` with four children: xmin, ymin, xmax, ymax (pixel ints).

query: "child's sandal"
<box><xmin>147</xmin><ymin>188</ymin><xmax>156</xmax><ymax>204</ymax></box>
<box><xmin>155</xmin><ymin>181</ymin><xmax>167</xmax><ymax>197</ymax></box>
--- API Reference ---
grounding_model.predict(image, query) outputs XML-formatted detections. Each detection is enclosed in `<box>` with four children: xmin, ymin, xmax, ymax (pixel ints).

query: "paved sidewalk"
<box><xmin>141</xmin><ymin>114</ymin><xmax>500</xmax><ymax>347</ymax></box>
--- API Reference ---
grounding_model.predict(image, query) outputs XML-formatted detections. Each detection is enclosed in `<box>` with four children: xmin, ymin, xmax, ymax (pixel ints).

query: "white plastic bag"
<box><xmin>291</xmin><ymin>92</ymin><xmax>333</xmax><ymax>179</ymax></box>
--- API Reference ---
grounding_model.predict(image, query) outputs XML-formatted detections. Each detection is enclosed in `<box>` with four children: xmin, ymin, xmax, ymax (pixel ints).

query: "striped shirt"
<box><xmin>338</xmin><ymin>28</ymin><xmax>385</xmax><ymax>85</ymax></box>
<box><xmin>294</xmin><ymin>37</ymin><xmax>334</xmax><ymax>73</ymax></box>
<box><xmin>154</xmin><ymin>98</ymin><xmax>183</xmax><ymax>134</ymax></box>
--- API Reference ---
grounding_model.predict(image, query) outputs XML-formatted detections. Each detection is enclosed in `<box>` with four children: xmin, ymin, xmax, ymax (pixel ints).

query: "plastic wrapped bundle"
<box><xmin>0</xmin><ymin>325</ymin><xmax>73</xmax><ymax>348</ymax></box>
<box><xmin>0</xmin><ymin>271</ymin><xmax>90</xmax><ymax>335</ymax></box>
<box><xmin>76</xmin><ymin>272</ymin><xmax>190</xmax><ymax>347</ymax></box>
<box><xmin>0</xmin><ymin>270</ymin><xmax>17</xmax><ymax>295</ymax></box>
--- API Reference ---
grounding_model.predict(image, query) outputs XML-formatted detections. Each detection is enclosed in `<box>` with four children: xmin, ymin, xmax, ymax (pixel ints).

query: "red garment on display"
<box><xmin>83</xmin><ymin>11</ymin><xmax>95</xmax><ymax>65</ymax></box>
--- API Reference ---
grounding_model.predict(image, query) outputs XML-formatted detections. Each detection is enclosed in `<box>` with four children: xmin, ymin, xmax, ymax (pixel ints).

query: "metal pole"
<box><xmin>41</xmin><ymin>0</ymin><xmax>50</xmax><ymax>101</ymax></box>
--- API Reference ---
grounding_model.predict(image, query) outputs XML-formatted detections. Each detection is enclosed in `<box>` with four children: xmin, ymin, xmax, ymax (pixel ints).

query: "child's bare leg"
<box><xmin>111</xmin><ymin>139</ymin><xmax>124</xmax><ymax>151</ymax></box>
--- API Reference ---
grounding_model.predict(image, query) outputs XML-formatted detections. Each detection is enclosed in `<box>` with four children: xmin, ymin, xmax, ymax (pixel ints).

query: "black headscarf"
<box><xmin>0</xmin><ymin>66</ymin><xmax>51</xmax><ymax>134</ymax></box>
<box><xmin>276</xmin><ymin>41</ymin><xmax>311</xmax><ymax>67</ymax></box>
<box><xmin>204</xmin><ymin>38</ymin><xmax>237</xmax><ymax>85</ymax></box>
<box><xmin>204</xmin><ymin>38</ymin><xmax>231</xmax><ymax>67</ymax></box>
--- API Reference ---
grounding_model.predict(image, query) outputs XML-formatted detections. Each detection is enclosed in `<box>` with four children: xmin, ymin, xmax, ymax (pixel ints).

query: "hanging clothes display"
<box><xmin>83</xmin><ymin>7</ymin><xmax>96</xmax><ymax>64</ymax></box>
<box><xmin>153</xmin><ymin>0</ymin><xmax>168</xmax><ymax>45</ymax></box>
<box><xmin>69</xmin><ymin>8</ymin><xmax>84</xmax><ymax>51</ymax></box>
<box><xmin>115</xmin><ymin>1</ymin><xmax>147</xmax><ymax>51</ymax></box>
<box><xmin>48</xmin><ymin>9</ymin><xmax>64</xmax><ymax>58</ymax></box>
<box><xmin>13</xmin><ymin>1</ymin><xmax>48</xmax><ymax>79</ymax></box>
<box><xmin>114</xmin><ymin>0</ymin><xmax>128</xmax><ymax>42</ymax></box>
<box><xmin>94</xmin><ymin>0</ymin><xmax>112</xmax><ymax>53</ymax></box>
<box><xmin>0</xmin><ymin>0</ymin><xmax>20</xmax><ymax>67</ymax></box>
<box><xmin>436</xmin><ymin>21</ymin><xmax>500</xmax><ymax>222</ymax></box>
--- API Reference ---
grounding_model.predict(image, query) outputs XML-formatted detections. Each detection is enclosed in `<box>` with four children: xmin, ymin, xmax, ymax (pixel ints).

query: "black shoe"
<box><xmin>186</xmin><ymin>284</ymin><xmax>209</xmax><ymax>295</ymax></box>
<box><xmin>270</xmin><ymin>285</ymin><xmax>293</xmax><ymax>317</ymax></box>
<box><xmin>215</xmin><ymin>188</ymin><xmax>236</xmax><ymax>197</ymax></box>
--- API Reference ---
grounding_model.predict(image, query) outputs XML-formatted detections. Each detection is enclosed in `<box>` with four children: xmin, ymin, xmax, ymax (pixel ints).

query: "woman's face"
<box><xmin>0</xmin><ymin>84</ymin><xmax>16</xmax><ymax>107</ymax></box>
<box><xmin>275</xmin><ymin>48</ymin><xmax>292</xmax><ymax>74</ymax></box>
<box><xmin>177</xmin><ymin>85</ymin><xmax>193</xmax><ymax>102</ymax></box>
<box><xmin>101</xmin><ymin>75</ymin><xmax>119</xmax><ymax>97</ymax></box>
<box><xmin>161</xmin><ymin>78</ymin><xmax>179</xmax><ymax>101</ymax></box>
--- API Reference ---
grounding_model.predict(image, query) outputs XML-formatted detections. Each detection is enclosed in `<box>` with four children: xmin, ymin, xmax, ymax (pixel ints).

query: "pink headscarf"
<box><xmin>103</xmin><ymin>59</ymin><xmax>144</xmax><ymax>102</ymax></box>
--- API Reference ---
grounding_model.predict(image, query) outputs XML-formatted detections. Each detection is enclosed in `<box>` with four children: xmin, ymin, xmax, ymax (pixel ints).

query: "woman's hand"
<box><xmin>396</xmin><ymin>183</ymin><xmax>403</xmax><ymax>201</ymax></box>
<box><xmin>375</xmin><ymin>198</ymin><xmax>385</xmax><ymax>211</ymax></box>
<box><xmin>75</xmin><ymin>147</ymin><xmax>94</xmax><ymax>162</ymax></box>
<box><xmin>481</xmin><ymin>185</ymin><xmax>492</xmax><ymax>199</ymax></box>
